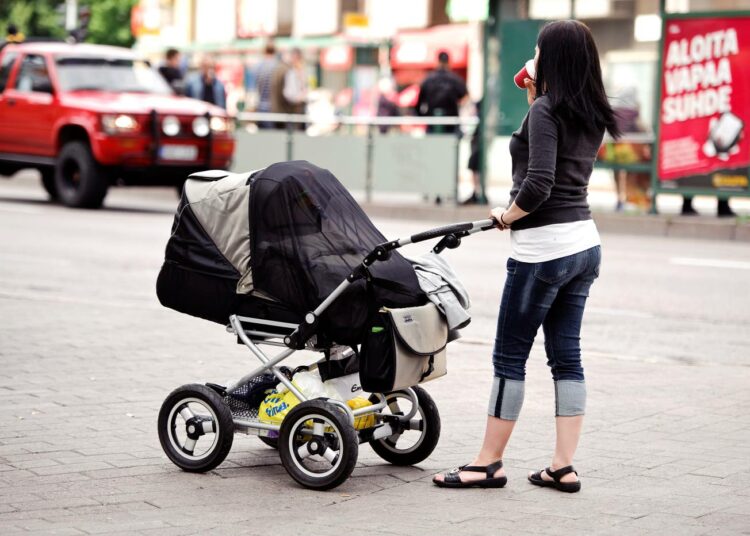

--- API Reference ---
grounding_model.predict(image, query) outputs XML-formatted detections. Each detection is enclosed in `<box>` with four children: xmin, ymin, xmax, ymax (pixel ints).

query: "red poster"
<box><xmin>657</xmin><ymin>15</ymin><xmax>750</xmax><ymax>192</ymax></box>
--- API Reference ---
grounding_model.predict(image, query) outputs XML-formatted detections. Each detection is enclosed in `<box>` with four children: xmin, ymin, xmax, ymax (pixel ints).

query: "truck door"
<box><xmin>0</xmin><ymin>50</ymin><xmax>20</xmax><ymax>154</ymax></box>
<box><xmin>2</xmin><ymin>54</ymin><xmax>57</xmax><ymax>159</ymax></box>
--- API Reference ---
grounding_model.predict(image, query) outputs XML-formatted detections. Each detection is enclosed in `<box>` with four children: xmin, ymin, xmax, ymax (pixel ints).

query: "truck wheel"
<box><xmin>40</xmin><ymin>168</ymin><xmax>58</xmax><ymax>200</ymax></box>
<box><xmin>55</xmin><ymin>141</ymin><xmax>108</xmax><ymax>208</ymax></box>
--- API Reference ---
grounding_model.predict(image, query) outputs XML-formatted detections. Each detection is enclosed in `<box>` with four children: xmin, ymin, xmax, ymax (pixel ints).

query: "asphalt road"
<box><xmin>1</xmin><ymin>172</ymin><xmax>749</xmax><ymax>535</ymax></box>
<box><xmin>3</xmin><ymin>172</ymin><xmax>749</xmax><ymax>367</ymax></box>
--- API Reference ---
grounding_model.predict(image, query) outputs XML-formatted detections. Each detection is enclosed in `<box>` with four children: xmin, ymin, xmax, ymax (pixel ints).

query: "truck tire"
<box><xmin>40</xmin><ymin>168</ymin><xmax>58</xmax><ymax>200</ymax></box>
<box><xmin>54</xmin><ymin>141</ymin><xmax>108</xmax><ymax>208</ymax></box>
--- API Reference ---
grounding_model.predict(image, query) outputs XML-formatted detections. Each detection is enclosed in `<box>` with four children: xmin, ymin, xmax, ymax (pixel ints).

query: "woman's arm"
<box><xmin>491</xmin><ymin>202</ymin><xmax>529</xmax><ymax>230</ymax></box>
<box><xmin>491</xmin><ymin>83</ymin><xmax>557</xmax><ymax>231</ymax></box>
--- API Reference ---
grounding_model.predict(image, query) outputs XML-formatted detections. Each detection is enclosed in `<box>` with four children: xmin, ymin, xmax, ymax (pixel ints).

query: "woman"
<box><xmin>433</xmin><ymin>20</ymin><xmax>620</xmax><ymax>492</ymax></box>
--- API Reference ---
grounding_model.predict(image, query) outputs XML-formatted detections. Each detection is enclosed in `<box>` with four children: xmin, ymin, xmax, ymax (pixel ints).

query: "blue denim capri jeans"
<box><xmin>488</xmin><ymin>245</ymin><xmax>601</xmax><ymax>421</ymax></box>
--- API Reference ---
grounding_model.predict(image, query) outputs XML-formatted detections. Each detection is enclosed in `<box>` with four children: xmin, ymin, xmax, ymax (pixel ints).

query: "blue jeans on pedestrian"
<box><xmin>488</xmin><ymin>246</ymin><xmax>601</xmax><ymax>421</ymax></box>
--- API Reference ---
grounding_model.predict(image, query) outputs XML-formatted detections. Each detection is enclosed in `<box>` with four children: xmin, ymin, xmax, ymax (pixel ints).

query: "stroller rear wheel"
<box><xmin>158</xmin><ymin>384</ymin><xmax>234</xmax><ymax>472</ymax></box>
<box><xmin>369</xmin><ymin>386</ymin><xmax>440</xmax><ymax>466</ymax></box>
<box><xmin>278</xmin><ymin>399</ymin><xmax>358</xmax><ymax>490</ymax></box>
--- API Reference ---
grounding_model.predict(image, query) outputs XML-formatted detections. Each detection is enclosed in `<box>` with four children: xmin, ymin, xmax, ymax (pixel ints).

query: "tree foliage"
<box><xmin>1</xmin><ymin>0</ymin><xmax>139</xmax><ymax>48</ymax></box>
<box><xmin>0</xmin><ymin>0</ymin><xmax>66</xmax><ymax>40</ymax></box>
<box><xmin>80</xmin><ymin>0</ymin><xmax>139</xmax><ymax>48</ymax></box>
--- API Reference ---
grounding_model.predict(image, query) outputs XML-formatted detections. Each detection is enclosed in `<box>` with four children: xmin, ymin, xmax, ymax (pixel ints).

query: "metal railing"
<box><xmin>233</xmin><ymin>112</ymin><xmax>479</xmax><ymax>202</ymax></box>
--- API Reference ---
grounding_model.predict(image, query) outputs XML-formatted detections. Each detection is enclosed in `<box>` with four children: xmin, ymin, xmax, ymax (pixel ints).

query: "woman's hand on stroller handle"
<box><xmin>491</xmin><ymin>207</ymin><xmax>510</xmax><ymax>230</ymax></box>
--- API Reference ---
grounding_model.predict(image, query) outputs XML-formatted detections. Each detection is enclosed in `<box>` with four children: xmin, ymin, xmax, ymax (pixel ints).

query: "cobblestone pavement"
<box><xmin>1</xmin><ymin>177</ymin><xmax>749</xmax><ymax>535</ymax></box>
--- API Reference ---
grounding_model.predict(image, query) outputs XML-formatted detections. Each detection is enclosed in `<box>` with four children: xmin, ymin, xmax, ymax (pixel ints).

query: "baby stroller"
<box><xmin>155</xmin><ymin>161</ymin><xmax>495</xmax><ymax>490</ymax></box>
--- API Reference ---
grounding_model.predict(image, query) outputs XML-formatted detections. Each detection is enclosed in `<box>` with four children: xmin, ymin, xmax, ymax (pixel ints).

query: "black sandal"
<box><xmin>433</xmin><ymin>460</ymin><xmax>507</xmax><ymax>488</ymax></box>
<box><xmin>528</xmin><ymin>465</ymin><xmax>581</xmax><ymax>493</ymax></box>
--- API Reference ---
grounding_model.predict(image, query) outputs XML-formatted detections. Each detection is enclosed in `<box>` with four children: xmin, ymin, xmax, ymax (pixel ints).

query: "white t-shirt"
<box><xmin>510</xmin><ymin>219</ymin><xmax>600</xmax><ymax>263</ymax></box>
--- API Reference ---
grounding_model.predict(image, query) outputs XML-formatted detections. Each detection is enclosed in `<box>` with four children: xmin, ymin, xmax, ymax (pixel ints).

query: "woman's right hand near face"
<box><xmin>524</xmin><ymin>78</ymin><xmax>536</xmax><ymax>105</ymax></box>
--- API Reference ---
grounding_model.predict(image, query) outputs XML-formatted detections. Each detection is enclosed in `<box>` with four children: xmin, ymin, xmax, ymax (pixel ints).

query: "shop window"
<box><xmin>355</xmin><ymin>47</ymin><xmax>378</xmax><ymax>66</ymax></box>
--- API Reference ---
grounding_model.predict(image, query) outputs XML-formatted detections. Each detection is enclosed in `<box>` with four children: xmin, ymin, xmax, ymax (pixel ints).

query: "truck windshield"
<box><xmin>55</xmin><ymin>57</ymin><xmax>172</xmax><ymax>94</ymax></box>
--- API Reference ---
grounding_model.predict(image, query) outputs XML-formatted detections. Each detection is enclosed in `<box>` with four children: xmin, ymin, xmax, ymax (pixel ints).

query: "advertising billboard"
<box><xmin>656</xmin><ymin>14</ymin><xmax>750</xmax><ymax>195</ymax></box>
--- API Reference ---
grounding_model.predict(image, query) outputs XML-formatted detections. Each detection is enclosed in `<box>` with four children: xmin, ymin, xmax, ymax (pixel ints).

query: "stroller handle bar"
<box><xmin>402</xmin><ymin>218</ymin><xmax>497</xmax><ymax>247</ymax></box>
<box><xmin>284</xmin><ymin>217</ymin><xmax>498</xmax><ymax>349</ymax></box>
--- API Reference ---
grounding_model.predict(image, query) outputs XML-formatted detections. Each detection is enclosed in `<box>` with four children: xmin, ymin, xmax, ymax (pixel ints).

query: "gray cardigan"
<box><xmin>508</xmin><ymin>95</ymin><xmax>604</xmax><ymax>231</ymax></box>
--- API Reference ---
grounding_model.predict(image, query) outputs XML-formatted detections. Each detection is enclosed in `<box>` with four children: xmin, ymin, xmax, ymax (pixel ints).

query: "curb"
<box><xmin>360</xmin><ymin>203</ymin><xmax>750</xmax><ymax>243</ymax></box>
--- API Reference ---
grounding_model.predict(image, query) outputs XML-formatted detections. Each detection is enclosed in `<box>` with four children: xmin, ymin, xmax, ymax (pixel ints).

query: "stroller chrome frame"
<box><xmin>225</xmin><ymin>315</ymin><xmax>408</xmax><ymax>441</ymax></box>
<box><xmin>158</xmin><ymin>218</ymin><xmax>497</xmax><ymax>490</ymax></box>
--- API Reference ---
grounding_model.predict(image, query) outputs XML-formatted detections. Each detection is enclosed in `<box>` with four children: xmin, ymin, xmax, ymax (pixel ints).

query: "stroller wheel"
<box><xmin>369</xmin><ymin>386</ymin><xmax>440</xmax><ymax>466</ymax></box>
<box><xmin>158</xmin><ymin>384</ymin><xmax>234</xmax><ymax>473</ymax></box>
<box><xmin>278</xmin><ymin>399</ymin><xmax>358</xmax><ymax>490</ymax></box>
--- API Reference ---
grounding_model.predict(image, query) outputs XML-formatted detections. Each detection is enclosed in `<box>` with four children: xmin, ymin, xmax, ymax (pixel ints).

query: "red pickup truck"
<box><xmin>0</xmin><ymin>42</ymin><xmax>234</xmax><ymax>208</ymax></box>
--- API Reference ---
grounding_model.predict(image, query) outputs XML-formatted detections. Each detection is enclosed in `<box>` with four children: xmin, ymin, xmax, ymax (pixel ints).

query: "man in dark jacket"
<box><xmin>158</xmin><ymin>48</ymin><xmax>184</xmax><ymax>94</ymax></box>
<box><xmin>185</xmin><ymin>56</ymin><xmax>226</xmax><ymax>110</ymax></box>
<box><xmin>416</xmin><ymin>51</ymin><xmax>468</xmax><ymax>134</ymax></box>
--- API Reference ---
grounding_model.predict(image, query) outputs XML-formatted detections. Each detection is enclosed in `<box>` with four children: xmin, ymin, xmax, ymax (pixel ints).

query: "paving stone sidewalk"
<box><xmin>1</xmin><ymin>296</ymin><xmax>748</xmax><ymax>535</ymax></box>
<box><xmin>1</xmin><ymin>183</ymin><xmax>749</xmax><ymax>535</ymax></box>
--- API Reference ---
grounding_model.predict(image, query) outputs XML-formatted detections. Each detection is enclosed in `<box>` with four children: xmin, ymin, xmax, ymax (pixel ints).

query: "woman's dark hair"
<box><xmin>535</xmin><ymin>20</ymin><xmax>621</xmax><ymax>138</ymax></box>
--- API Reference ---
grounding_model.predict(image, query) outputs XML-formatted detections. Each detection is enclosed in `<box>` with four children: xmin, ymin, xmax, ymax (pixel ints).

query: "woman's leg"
<box><xmin>552</xmin><ymin>415</ymin><xmax>583</xmax><ymax>479</ymax></box>
<box><xmin>473</xmin><ymin>415</ymin><xmax>516</xmax><ymax>465</ymax></box>
<box><xmin>537</xmin><ymin>247</ymin><xmax>600</xmax><ymax>483</ymax></box>
<box><xmin>435</xmin><ymin>258</ymin><xmax>560</xmax><ymax>483</ymax></box>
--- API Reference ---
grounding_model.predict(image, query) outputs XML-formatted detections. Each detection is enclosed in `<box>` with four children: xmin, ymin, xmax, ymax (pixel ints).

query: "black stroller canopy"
<box><xmin>157</xmin><ymin>160</ymin><xmax>424</xmax><ymax>345</ymax></box>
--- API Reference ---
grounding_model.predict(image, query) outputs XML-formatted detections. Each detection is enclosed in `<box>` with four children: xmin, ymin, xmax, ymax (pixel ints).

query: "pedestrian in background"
<box><xmin>185</xmin><ymin>55</ymin><xmax>226</xmax><ymax>110</ymax></box>
<box><xmin>434</xmin><ymin>20</ymin><xmax>620</xmax><ymax>493</ymax></box>
<box><xmin>416</xmin><ymin>50</ymin><xmax>467</xmax><ymax>134</ymax></box>
<box><xmin>253</xmin><ymin>42</ymin><xmax>278</xmax><ymax>129</ymax></box>
<box><xmin>158</xmin><ymin>48</ymin><xmax>184</xmax><ymax>94</ymax></box>
<box><xmin>271</xmin><ymin>48</ymin><xmax>307</xmax><ymax>130</ymax></box>
<box><xmin>681</xmin><ymin>195</ymin><xmax>735</xmax><ymax>218</ymax></box>
<box><xmin>376</xmin><ymin>77</ymin><xmax>400</xmax><ymax>134</ymax></box>
<box><xmin>464</xmin><ymin>98</ymin><xmax>485</xmax><ymax>205</ymax></box>
<box><xmin>1</xmin><ymin>23</ymin><xmax>23</xmax><ymax>53</ymax></box>
<box><xmin>610</xmin><ymin>87</ymin><xmax>650</xmax><ymax>212</ymax></box>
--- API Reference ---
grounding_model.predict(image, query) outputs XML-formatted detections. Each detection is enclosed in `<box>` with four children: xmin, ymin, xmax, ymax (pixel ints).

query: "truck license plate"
<box><xmin>160</xmin><ymin>145</ymin><xmax>198</xmax><ymax>161</ymax></box>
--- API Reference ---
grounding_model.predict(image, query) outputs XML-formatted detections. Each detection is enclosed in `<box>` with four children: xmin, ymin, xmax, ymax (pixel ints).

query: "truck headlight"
<box><xmin>162</xmin><ymin>115</ymin><xmax>181</xmax><ymax>136</ymax></box>
<box><xmin>101</xmin><ymin>114</ymin><xmax>139</xmax><ymax>134</ymax></box>
<box><xmin>192</xmin><ymin>116</ymin><xmax>210</xmax><ymax>137</ymax></box>
<box><xmin>210</xmin><ymin>116</ymin><xmax>231</xmax><ymax>133</ymax></box>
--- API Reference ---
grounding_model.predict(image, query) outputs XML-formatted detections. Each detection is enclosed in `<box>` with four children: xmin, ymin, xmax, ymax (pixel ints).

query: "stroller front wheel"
<box><xmin>158</xmin><ymin>384</ymin><xmax>234</xmax><ymax>473</ymax></box>
<box><xmin>369</xmin><ymin>386</ymin><xmax>440</xmax><ymax>466</ymax></box>
<box><xmin>278</xmin><ymin>399</ymin><xmax>358</xmax><ymax>490</ymax></box>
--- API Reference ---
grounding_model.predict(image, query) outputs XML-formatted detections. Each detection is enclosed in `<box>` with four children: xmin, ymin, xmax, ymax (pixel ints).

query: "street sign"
<box><xmin>344</xmin><ymin>13</ymin><xmax>369</xmax><ymax>28</ymax></box>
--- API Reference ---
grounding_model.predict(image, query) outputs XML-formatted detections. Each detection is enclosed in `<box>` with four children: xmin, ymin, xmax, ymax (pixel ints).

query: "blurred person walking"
<box><xmin>416</xmin><ymin>51</ymin><xmax>467</xmax><ymax>134</ymax></box>
<box><xmin>376</xmin><ymin>77</ymin><xmax>400</xmax><ymax>134</ymax></box>
<box><xmin>271</xmin><ymin>48</ymin><xmax>307</xmax><ymax>130</ymax></box>
<box><xmin>253</xmin><ymin>42</ymin><xmax>278</xmax><ymax>129</ymax></box>
<box><xmin>185</xmin><ymin>56</ymin><xmax>226</xmax><ymax>110</ymax></box>
<box><xmin>610</xmin><ymin>87</ymin><xmax>650</xmax><ymax>212</ymax></box>
<box><xmin>464</xmin><ymin>98</ymin><xmax>485</xmax><ymax>205</ymax></box>
<box><xmin>158</xmin><ymin>48</ymin><xmax>184</xmax><ymax>94</ymax></box>
<box><xmin>433</xmin><ymin>20</ymin><xmax>620</xmax><ymax>492</ymax></box>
